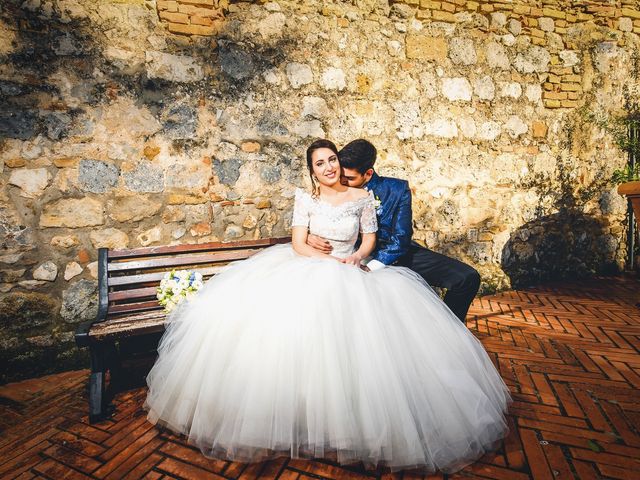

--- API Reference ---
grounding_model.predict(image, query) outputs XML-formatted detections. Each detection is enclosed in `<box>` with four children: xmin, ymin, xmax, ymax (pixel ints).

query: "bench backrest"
<box><xmin>98</xmin><ymin>237</ymin><xmax>291</xmax><ymax>321</ymax></box>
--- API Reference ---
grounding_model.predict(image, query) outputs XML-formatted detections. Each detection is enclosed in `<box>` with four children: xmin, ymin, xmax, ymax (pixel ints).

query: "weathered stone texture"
<box><xmin>0</xmin><ymin>0</ymin><xmax>637</xmax><ymax>381</ymax></box>
<box><xmin>60</xmin><ymin>280</ymin><xmax>98</xmax><ymax>323</ymax></box>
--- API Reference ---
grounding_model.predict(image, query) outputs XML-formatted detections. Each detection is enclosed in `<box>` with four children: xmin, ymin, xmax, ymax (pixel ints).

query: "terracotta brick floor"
<box><xmin>1</xmin><ymin>276</ymin><xmax>639</xmax><ymax>480</ymax></box>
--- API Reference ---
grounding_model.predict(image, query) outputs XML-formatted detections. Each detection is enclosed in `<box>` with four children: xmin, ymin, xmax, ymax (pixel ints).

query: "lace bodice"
<box><xmin>291</xmin><ymin>188</ymin><xmax>378</xmax><ymax>258</ymax></box>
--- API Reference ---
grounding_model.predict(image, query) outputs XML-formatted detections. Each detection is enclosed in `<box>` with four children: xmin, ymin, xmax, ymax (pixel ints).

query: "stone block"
<box><xmin>108</xmin><ymin>195</ymin><xmax>162</xmax><ymax>223</ymax></box>
<box><xmin>432</xmin><ymin>10</ymin><xmax>457</xmax><ymax>22</ymax></box>
<box><xmin>64</xmin><ymin>262</ymin><xmax>83</xmax><ymax>281</ymax></box>
<box><xmin>89</xmin><ymin>228</ymin><xmax>130</xmax><ymax>249</ymax></box>
<box><xmin>513</xmin><ymin>5</ymin><xmax>530</xmax><ymax>15</ymax></box>
<box><xmin>477</xmin><ymin>121</ymin><xmax>501</xmax><ymax>140</ymax></box>
<box><xmin>530</xmin><ymin>120</ymin><xmax>546</xmax><ymax>138</ymax></box>
<box><xmin>213</xmin><ymin>158</ymin><xmax>241</xmax><ymax>185</ymax></box>
<box><xmin>162</xmin><ymin>104</ymin><xmax>198</xmax><ymax>140</ymax></box>
<box><xmin>448</xmin><ymin>37</ymin><xmax>477</xmax><ymax>65</ymax></box>
<box><xmin>543</xmin><ymin>90</ymin><xmax>568</xmax><ymax>100</ymax></box>
<box><xmin>77</xmin><ymin>249</ymin><xmax>90</xmax><ymax>263</ymax></box>
<box><xmin>286</xmin><ymin>62</ymin><xmax>313</xmax><ymax>88</ymax></box>
<box><xmin>486</xmin><ymin>41</ymin><xmax>510</xmax><ymax>70</ymax></box>
<box><xmin>561</xmin><ymin>100</ymin><xmax>578</xmax><ymax>108</ymax></box>
<box><xmin>146</xmin><ymin>51</ymin><xmax>205</xmax><ymax>81</ymax></box>
<box><xmin>78</xmin><ymin>159</ymin><xmax>119</xmax><ymax>193</ymax></box>
<box><xmin>123</xmin><ymin>161</ymin><xmax>164</xmax><ymax>193</ymax></box>
<box><xmin>505</xmin><ymin>115</ymin><xmax>528</xmax><ymax>138</ymax></box>
<box><xmin>442</xmin><ymin>77</ymin><xmax>472</xmax><ymax>101</ymax></box>
<box><xmin>260</xmin><ymin>165</ymin><xmax>282</xmax><ymax>184</ymax></box>
<box><xmin>302</xmin><ymin>96</ymin><xmax>329</xmax><ymax>119</ymax></box>
<box><xmin>52</xmin><ymin>157</ymin><xmax>79</xmax><ymax>168</ymax></box>
<box><xmin>158</xmin><ymin>0</ymin><xmax>178</xmax><ymax>11</ymax></box>
<box><xmin>168</xmin><ymin>193</ymin><xmax>208</xmax><ymax>205</ymax></box>
<box><xmin>40</xmin><ymin>198</ymin><xmax>104</xmax><ymax>228</ymax></box>
<box><xmin>241</xmin><ymin>141</ymin><xmax>261</xmax><ymax>153</ymax></box>
<box><xmin>143</xmin><ymin>145</ymin><xmax>161</xmax><ymax>160</ymax></box>
<box><xmin>542</xmin><ymin>8</ymin><xmax>565</xmax><ymax>19</ymax></box>
<box><xmin>406</xmin><ymin>35</ymin><xmax>448</xmax><ymax>61</ymax></box>
<box><xmin>50</xmin><ymin>235</ymin><xmax>80</xmax><ymax>249</ymax></box>
<box><xmin>167</xmin><ymin>22</ymin><xmax>217</xmax><ymax>36</ymax></box>
<box><xmin>321</xmin><ymin>68</ymin><xmax>346</xmax><ymax>90</ymax></box>
<box><xmin>441</xmin><ymin>2</ymin><xmax>456</xmax><ymax>13</ymax></box>
<box><xmin>33</xmin><ymin>260</ymin><xmax>58</xmax><ymax>282</ymax></box>
<box><xmin>560</xmin><ymin>83</ymin><xmax>581</xmax><ymax>91</ymax></box>
<box><xmin>9</xmin><ymin>168</ymin><xmax>50</xmax><ymax>198</ymax></box>
<box><xmin>60</xmin><ymin>279</ymin><xmax>98</xmax><ymax>323</ymax></box>
<box><xmin>191</xmin><ymin>15</ymin><xmax>216</xmax><ymax>26</ymax></box>
<box><xmin>514</xmin><ymin>45</ymin><xmax>551</xmax><ymax>73</ymax></box>
<box><xmin>190</xmin><ymin>222</ymin><xmax>212</xmax><ymax>236</ymax></box>
<box><xmin>159</xmin><ymin>11</ymin><xmax>189</xmax><ymax>24</ymax></box>
<box><xmin>544</xmin><ymin>99</ymin><xmax>562</xmax><ymax>108</ymax></box>
<box><xmin>219</xmin><ymin>43</ymin><xmax>255</xmax><ymax>81</ymax></box>
<box><xmin>466</xmin><ymin>1</ymin><xmax>479</xmax><ymax>11</ymax></box>
<box><xmin>178</xmin><ymin>5</ymin><xmax>223</xmax><ymax>17</ymax></box>
<box><xmin>538</xmin><ymin>17</ymin><xmax>556</xmax><ymax>32</ymax></box>
<box><xmin>225</xmin><ymin>224</ymin><xmax>245</xmax><ymax>240</ymax></box>
<box><xmin>137</xmin><ymin>226</ymin><xmax>162</xmax><ymax>247</ymax></box>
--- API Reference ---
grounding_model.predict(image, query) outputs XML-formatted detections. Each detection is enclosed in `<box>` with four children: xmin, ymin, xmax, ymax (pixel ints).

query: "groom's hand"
<box><xmin>343</xmin><ymin>254</ymin><xmax>362</xmax><ymax>267</ymax></box>
<box><xmin>307</xmin><ymin>233</ymin><xmax>333</xmax><ymax>253</ymax></box>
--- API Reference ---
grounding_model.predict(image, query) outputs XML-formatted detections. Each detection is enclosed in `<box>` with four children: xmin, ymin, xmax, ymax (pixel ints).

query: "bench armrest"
<box><xmin>75</xmin><ymin>248</ymin><xmax>109</xmax><ymax>348</ymax></box>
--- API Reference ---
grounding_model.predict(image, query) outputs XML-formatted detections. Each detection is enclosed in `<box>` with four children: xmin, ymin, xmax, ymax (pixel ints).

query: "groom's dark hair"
<box><xmin>338</xmin><ymin>139</ymin><xmax>376</xmax><ymax>174</ymax></box>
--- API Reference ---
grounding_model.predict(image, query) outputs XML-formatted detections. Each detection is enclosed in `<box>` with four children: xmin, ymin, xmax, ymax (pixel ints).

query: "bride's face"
<box><xmin>311</xmin><ymin>148</ymin><xmax>340</xmax><ymax>187</ymax></box>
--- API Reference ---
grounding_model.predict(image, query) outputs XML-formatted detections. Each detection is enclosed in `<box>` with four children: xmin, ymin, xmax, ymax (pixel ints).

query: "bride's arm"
<box><xmin>343</xmin><ymin>232</ymin><xmax>376</xmax><ymax>266</ymax></box>
<box><xmin>292</xmin><ymin>226</ymin><xmax>339</xmax><ymax>260</ymax></box>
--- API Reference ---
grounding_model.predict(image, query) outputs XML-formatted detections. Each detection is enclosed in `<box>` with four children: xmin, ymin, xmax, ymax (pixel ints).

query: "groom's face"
<box><xmin>341</xmin><ymin>168</ymin><xmax>373</xmax><ymax>188</ymax></box>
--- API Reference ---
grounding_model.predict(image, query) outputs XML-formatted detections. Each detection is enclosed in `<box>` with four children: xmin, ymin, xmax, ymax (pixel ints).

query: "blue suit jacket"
<box><xmin>364</xmin><ymin>172</ymin><xmax>413</xmax><ymax>265</ymax></box>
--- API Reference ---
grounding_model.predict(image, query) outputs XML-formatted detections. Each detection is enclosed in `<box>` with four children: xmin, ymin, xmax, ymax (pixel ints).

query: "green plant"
<box><xmin>582</xmin><ymin>102</ymin><xmax>640</xmax><ymax>185</ymax></box>
<box><xmin>611</xmin><ymin>163</ymin><xmax>640</xmax><ymax>184</ymax></box>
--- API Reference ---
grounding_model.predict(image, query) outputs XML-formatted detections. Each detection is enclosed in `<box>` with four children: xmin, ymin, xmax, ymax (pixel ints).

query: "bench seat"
<box><xmin>75</xmin><ymin>236</ymin><xmax>291</xmax><ymax>423</ymax></box>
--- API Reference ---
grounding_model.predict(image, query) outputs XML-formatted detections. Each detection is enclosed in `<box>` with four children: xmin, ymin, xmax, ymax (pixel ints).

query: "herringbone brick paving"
<box><xmin>1</xmin><ymin>276</ymin><xmax>639</xmax><ymax>479</ymax></box>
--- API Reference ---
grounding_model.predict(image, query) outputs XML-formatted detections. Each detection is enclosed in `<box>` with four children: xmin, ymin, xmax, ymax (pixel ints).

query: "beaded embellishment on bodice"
<box><xmin>291</xmin><ymin>188</ymin><xmax>378</xmax><ymax>259</ymax></box>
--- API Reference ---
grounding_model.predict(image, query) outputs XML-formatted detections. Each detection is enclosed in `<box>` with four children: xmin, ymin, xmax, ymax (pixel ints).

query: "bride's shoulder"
<box><xmin>348</xmin><ymin>187</ymin><xmax>371</xmax><ymax>200</ymax></box>
<box><xmin>294</xmin><ymin>187</ymin><xmax>311</xmax><ymax>199</ymax></box>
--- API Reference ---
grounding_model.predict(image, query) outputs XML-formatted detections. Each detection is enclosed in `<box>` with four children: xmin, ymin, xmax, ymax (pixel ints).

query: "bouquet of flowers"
<box><xmin>157</xmin><ymin>269</ymin><xmax>204</xmax><ymax>313</ymax></box>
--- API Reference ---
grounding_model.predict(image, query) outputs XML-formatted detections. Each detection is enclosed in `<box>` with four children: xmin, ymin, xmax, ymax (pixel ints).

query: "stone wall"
<box><xmin>1</xmin><ymin>0</ymin><xmax>638</xmax><ymax>382</ymax></box>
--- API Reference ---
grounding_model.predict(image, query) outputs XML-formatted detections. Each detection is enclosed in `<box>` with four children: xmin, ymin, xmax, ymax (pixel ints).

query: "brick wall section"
<box><xmin>388</xmin><ymin>0</ymin><xmax>640</xmax><ymax>108</ymax></box>
<box><xmin>157</xmin><ymin>0</ymin><xmax>227</xmax><ymax>36</ymax></box>
<box><xmin>156</xmin><ymin>0</ymin><xmax>640</xmax><ymax>109</ymax></box>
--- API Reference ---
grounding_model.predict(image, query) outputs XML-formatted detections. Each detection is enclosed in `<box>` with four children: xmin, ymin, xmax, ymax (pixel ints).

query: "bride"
<box><xmin>143</xmin><ymin>139</ymin><xmax>511</xmax><ymax>473</ymax></box>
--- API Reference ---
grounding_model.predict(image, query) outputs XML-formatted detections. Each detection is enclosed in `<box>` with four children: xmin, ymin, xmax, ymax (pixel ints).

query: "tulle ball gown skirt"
<box><xmin>143</xmin><ymin>244</ymin><xmax>511</xmax><ymax>473</ymax></box>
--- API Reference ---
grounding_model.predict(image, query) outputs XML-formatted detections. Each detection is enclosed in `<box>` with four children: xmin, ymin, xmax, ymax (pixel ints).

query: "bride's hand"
<box><xmin>342</xmin><ymin>254</ymin><xmax>362</xmax><ymax>266</ymax></box>
<box><xmin>307</xmin><ymin>234</ymin><xmax>333</xmax><ymax>253</ymax></box>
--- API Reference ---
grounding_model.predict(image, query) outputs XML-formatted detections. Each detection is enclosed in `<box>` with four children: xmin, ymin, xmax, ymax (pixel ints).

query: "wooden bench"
<box><xmin>75</xmin><ymin>237</ymin><xmax>291</xmax><ymax>423</ymax></box>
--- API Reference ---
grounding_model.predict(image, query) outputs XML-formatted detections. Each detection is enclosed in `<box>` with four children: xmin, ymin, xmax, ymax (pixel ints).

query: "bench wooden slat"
<box><xmin>108</xmin><ymin>238</ymin><xmax>289</xmax><ymax>259</ymax></box>
<box><xmin>102</xmin><ymin>309</ymin><xmax>167</xmax><ymax>324</ymax></box>
<box><xmin>107</xmin><ymin>301</ymin><xmax>163</xmax><ymax>314</ymax></box>
<box><xmin>90</xmin><ymin>314</ymin><xmax>167</xmax><ymax>340</ymax></box>
<box><xmin>109</xmin><ymin>286</ymin><xmax>158</xmax><ymax>302</ymax></box>
<box><xmin>107</xmin><ymin>249</ymin><xmax>260</xmax><ymax>272</ymax></box>
<box><xmin>108</xmin><ymin>265</ymin><xmax>228</xmax><ymax>287</ymax></box>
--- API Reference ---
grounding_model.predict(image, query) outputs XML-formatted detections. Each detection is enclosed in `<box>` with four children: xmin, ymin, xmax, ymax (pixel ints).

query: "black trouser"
<box><xmin>396</xmin><ymin>243</ymin><xmax>481</xmax><ymax>322</ymax></box>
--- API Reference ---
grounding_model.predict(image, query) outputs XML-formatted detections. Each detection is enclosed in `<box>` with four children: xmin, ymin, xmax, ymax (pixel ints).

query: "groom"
<box><xmin>307</xmin><ymin>139</ymin><xmax>481</xmax><ymax>323</ymax></box>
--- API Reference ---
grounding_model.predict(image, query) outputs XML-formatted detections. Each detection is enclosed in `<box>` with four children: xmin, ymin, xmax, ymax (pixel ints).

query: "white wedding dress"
<box><xmin>144</xmin><ymin>188</ymin><xmax>511</xmax><ymax>473</ymax></box>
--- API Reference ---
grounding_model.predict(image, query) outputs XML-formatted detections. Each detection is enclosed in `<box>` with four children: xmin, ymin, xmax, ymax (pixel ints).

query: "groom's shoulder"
<box><xmin>377</xmin><ymin>175</ymin><xmax>409</xmax><ymax>190</ymax></box>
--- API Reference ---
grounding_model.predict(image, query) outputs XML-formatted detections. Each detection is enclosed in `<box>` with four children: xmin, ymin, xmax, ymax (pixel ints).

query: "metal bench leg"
<box><xmin>88</xmin><ymin>343</ymin><xmax>108</xmax><ymax>423</ymax></box>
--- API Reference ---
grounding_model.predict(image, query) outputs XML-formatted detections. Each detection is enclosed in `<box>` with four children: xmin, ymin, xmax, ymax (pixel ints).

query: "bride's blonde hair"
<box><xmin>305</xmin><ymin>139</ymin><xmax>339</xmax><ymax>198</ymax></box>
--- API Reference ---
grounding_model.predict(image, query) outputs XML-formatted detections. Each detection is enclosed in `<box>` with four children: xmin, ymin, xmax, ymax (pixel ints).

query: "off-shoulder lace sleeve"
<box><xmin>360</xmin><ymin>191</ymin><xmax>378</xmax><ymax>234</ymax></box>
<box><xmin>291</xmin><ymin>188</ymin><xmax>311</xmax><ymax>227</ymax></box>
